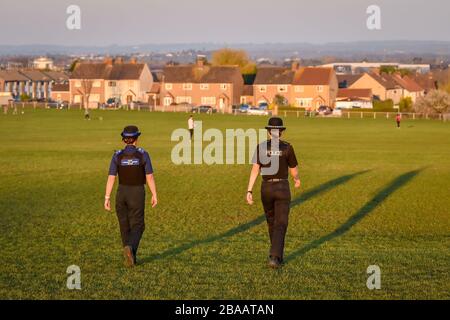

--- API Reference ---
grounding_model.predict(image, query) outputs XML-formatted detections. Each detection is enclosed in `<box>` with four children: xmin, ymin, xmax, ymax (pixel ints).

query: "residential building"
<box><xmin>161</xmin><ymin>59</ymin><xmax>244</xmax><ymax>113</ymax></box>
<box><xmin>253</xmin><ymin>64</ymin><xmax>338</xmax><ymax>109</ymax></box>
<box><xmin>0</xmin><ymin>70</ymin><xmax>30</xmax><ymax>99</ymax></box>
<box><xmin>69</xmin><ymin>58</ymin><xmax>153</xmax><ymax>108</ymax></box>
<box><xmin>391</xmin><ymin>75</ymin><xmax>425</xmax><ymax>103</ymax></box>
<box><xmin>291</xmin><ymin>67</ymin><xmax>338</xmax><ymax>109</ymax></box>
<box><xmin>336</xmin><ymin>88</ymin><xmax>373</xmax><ymax>109</ymax></box>
<box><xmin>350</xmin><ymin>72</ymin><xmax>424</xmax><ymax>104</ymax></box>
<box><xmin>33</xmin><ymin>57</ymin><xmax>54</xmax><ymax>70</ymax></box>
<box><xmin>20</xmin><ymin>70</ymin><xmax>53</xmax><ymax>99</ymax></box>
<box><xmin>50</xmin><ymin>84</ymin><xmax>70</xmax><ymax>102</ymax></box>
<box><xmin>350</xmin><ymin>72</ymin><xmax>403</xmax><ymax>103</ymax></box>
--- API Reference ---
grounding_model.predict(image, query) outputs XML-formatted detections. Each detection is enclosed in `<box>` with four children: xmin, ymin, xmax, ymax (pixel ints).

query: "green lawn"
<box><xmin>0</xmin><ymin>108</ymin><xmax>449</xmax><ymax>299</ymax></box>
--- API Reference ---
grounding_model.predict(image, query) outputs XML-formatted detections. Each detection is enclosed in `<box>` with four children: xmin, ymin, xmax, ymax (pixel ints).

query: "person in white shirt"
<box><xmin>188</xmin><ymin>115</ymin><xmax>195</xmax><ymax>139</ymax></box>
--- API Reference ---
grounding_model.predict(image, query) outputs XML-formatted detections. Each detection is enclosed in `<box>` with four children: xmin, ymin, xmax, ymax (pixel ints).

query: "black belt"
<box><xmin>264</xmin><ymin>178</ymin><xmax>288</xmax><ymax>183</ymax></box>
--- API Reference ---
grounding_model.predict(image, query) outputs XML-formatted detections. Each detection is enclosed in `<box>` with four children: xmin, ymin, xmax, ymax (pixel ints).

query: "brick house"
<box><xmin>0</xmin><ymin>71</ymin><xmax>30</xmax><ymax>99</ymax></box>
<box><xmin>161</xmin><ymin>60</ymin><xmax>244</xmax><ymax>113</ymax></box>
<box><xmin>50</xmin><ymin>84</ymin><xmax>70</xmax><ymax>102</ymax></box>
<box><xmin>350</xmin><ymin>72</ymin><xmax>424</xmax><ymax>104</ymax></box>
<box><xmin>70</xmin><ymin>58</ymin><xmax>152</xmax><ymax>108</ymax></box>
<box><xmin>291</xmin><ymin>67</ymin><xmax>338</xmax><ymax>109</ymax></box>
<box><xmin>253</xmin><ymin>64</ymin><xmax>338</xmax><ymax>109</ymax></box>
<box><xmin>350</xmin><ymin>72</ymin><xmax>402</xmax><ymax>103</ymax></box>
<box><xmin>336</xmin><ymin>88</ymin><xmax>373</xmax><ymax>109</ymax></box>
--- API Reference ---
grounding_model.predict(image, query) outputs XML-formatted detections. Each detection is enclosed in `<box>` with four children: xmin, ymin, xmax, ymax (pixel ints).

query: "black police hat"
<box><xmin>121</xmin><ymin>125</ymin><xmax>141</xmax><ymax>138</ymax></box>
<box><xmin>265</xmin><ymin>117</ymin><xmax>286</xmax><ymax>131</ymax></box>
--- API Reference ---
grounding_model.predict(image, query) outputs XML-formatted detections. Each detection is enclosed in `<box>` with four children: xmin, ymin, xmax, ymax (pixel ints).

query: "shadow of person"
<box><xmin>284</xmin><ymin>168</ymin><xmax>424</xmax><ymax>264</ymax></box>
<box><xmin>140</xmin><ymin>170</ymin><xmax>370</xmax><ymax>264</ymax></box>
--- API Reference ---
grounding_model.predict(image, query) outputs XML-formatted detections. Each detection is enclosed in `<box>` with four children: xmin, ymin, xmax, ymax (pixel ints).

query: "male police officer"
<box><xmin>104</xmin><ymin>125</ymin><xmax>158</xmax><ymax>267</ymax></box>
<box><xmin>246</xmin><ymin>117</ymin><xmax>301</xmax><ymax>269</ymax></box>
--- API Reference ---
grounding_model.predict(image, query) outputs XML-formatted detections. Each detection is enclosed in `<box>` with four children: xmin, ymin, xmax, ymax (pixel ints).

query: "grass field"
<box><xmin>0</xmin><ymin>108</ymin><xmax>449</xmax><ymax>300</ymax></box>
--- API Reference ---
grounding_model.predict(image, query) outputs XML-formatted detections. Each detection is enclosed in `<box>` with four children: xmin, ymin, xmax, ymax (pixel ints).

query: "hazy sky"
<box><xmin>1</xmin><ymin>0</ymin><xmax>449</xmax><ymax>46</ymax></box>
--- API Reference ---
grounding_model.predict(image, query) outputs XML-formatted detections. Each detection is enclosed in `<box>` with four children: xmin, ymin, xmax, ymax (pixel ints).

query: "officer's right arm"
<box><xmin>104</xmin><ymin>153</ymin><xmax>118</xmax><ymax>211</ymax></box>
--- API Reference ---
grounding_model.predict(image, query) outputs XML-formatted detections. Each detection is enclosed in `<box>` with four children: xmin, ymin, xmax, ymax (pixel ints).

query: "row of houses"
<box><xmin>0</xmin><ymin>70</ymin><xmax>68</xmax><ymax>100</ymax></box>
<box><xmin>61</xmin><ymin>57</ymin><xmax>428</xmax><ymax>111</ymax></box>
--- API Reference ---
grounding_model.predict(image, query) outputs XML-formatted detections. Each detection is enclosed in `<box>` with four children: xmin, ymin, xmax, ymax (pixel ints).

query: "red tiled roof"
<box><xmin>52</xmin><ymin>84</ymin><xmax>69</xmax><ymax>92</ymax></box>
<box><xmin>293</xmin><ymin>67</ymin><xmax>334</xmax><ymax>85</ymax></box>
<box><xmin>70</xmin><ymin>62</ymin><xmax>146</xmax><ymax>80</ymax></box>
<box><xmin>163</xmin><ymin>65</ymin><xmax>241</xmax><ymax>83</ymax></box>
<box><xmin>254</xmin><ymin>67</ymin><xmax>294</xmax><ymax>85</ymax></box>
<box><xmin>392</xmin><ymin>75</ymin><xmax>424</xmax><ymax>92</ymax></box>
<box><xmin>337</xmin><ymin>88</ymin><xmax>372</xmax><ymax>99</ymax></box>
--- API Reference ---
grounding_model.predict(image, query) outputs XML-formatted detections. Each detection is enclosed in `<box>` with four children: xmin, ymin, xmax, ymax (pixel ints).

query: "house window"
<box><xmin>240</xmin><ymin>97</ymin><xmax>247</xmax><ymax>104</ymax></box>
<box><xmin>317</xmin><ymin>85</ymin><xmax>323</xmax><ymax>92</ymax></box>
<box><xmin>165</xmin><ymin>83</ymin><xmax>173</xmax><ymax>90</ymax></box>
<box><xmin>163</xmin><ymin>97</ymin><xmax>173</xmax><ymax>106</ymax></box>
<box><xmin>294</xmin><ymin>86</ymin><xmax>304</xmax><ymax>93</ymax></box>
<box><xmin>176</xmin><ymin>96</ymin><xmax>192</xmax><ymax>104</ymax></box>
<box><xmin>182</xmin><ymin>83</ymin><xmax>192</xmax><ymax>91</ymax></box>
<box><xmin>75</xmin><ymin>81</ymin><xmax>81</xmax><ymax>88</ymax></box>
<box><xmin>220</xmin><ymin>84</ymin><xmax>228</xmax><ymax>90</ymax></box>
<box><xmin>200</xmin><ymin>83</ymin><xmax>209</xmax><ymax>90</ymax></box>
<box><xmin>295</xmin><ymin>98</ymin><xmax>312</xmax><ymax>107</ymax></box>
<box><xmin>93</xmin><ymin>81</ymin><xmax>101</xmax><ymax>88</ymax></box>
<box><xmin>89</xmin><ymin>94</ymin><xmax>100</xmax><ymax>102</ymax></box>
<box><xmin>259</xmin><ymin>85</ymin><xmax>267</xmax><ymax>93</ymax></box>
<box><xmin>278</xmin><ymin>85</ymin><xmax>288</xmax><ymax>93</ymax></box>
<box><xmin>201</xmin><ymin>97</ymin><xmax>216</xmax><ymax>105</ymax></box>
<box><xmin>73</xmin><ymin>95</ymin><xmax>81</xmax><ymax>103</ymax></box>
<box><xmin>108</xmin><ymin>81</ymin><xmax>116</xmax><ymax>87</ymax></box>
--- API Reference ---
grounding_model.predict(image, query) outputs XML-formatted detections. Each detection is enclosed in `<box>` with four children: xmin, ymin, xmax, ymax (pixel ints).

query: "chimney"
<box><xmin>130</xmin><ymin>57</ymin><xmax>137</xmax><ymax>64</ymax></box>
<box><xmin>196</xmin><ymin>55</ymin><xmax>206</xmax><ymax>67</ymax></box>
<box><xmin>114</xmin><ymin>57</ymin><xmax>123</xmax><ymax>64</ymax></box>
<box><xmin>291</xmin><ymin>61</ymin><xmax>300</xmax><ymax>71</ymax></box>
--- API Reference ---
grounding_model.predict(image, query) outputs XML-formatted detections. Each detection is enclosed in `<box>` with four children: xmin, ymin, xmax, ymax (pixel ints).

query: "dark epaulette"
<box><xmin>114</xmin><ymin>149</ymin><xmax>123</xmax><ymax>156</ymax></box>
<box><xmin>136</xmin><ymin>147</ymin><xmax>146</xmax><ymax>154</ymax></box>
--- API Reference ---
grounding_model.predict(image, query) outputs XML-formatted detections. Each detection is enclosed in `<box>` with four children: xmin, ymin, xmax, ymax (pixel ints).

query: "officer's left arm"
<box><xmin>287</xmin><ymin>145</ymin><xmax>301</xmax><ymax>189</ymax></box>
<box><xmin>143</xmin><ymin>152</ymin><xmax>158</xmax><ymax>208</ymax></box>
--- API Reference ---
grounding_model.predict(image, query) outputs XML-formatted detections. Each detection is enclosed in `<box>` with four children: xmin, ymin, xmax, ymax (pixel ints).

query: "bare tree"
<box><xmin>414</xmin><ymin>90</ymin><xmax>450</xmax><ymax>114</ymax></box>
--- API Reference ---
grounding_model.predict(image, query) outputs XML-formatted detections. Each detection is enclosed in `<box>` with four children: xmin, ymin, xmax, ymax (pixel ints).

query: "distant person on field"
<box><xmin>104</xmin><ymin>125</ymin><xmax>158</xmax><ymax>267</ymax></box>
<box><xmin>396</xmin><ymin>113</ymin><xmax>401</xmax><ymax>128</ymax></box>
<box><xmin>188</xmin><ymin>115</ymin><xmax>195</xmax><ymax>139</ymax></box>
<box><xmin>84</xmin><ymin>108</ymin><xmax>90</xmax><ymax>120</ymax></box>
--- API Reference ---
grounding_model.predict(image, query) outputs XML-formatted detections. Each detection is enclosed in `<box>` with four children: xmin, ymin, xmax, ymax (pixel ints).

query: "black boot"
<box><xmin>268</xmin><ymin>256</ymin><xmax>282</xmax><ymax>269</ymax></box>
<box><xmin>123</xmin><ymin>246</ymin><xmax>135</xmax><ymax>267</ymax></box>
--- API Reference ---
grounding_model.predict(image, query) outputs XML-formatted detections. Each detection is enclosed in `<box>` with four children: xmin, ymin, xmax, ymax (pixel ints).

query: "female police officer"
<box><xmin>246</xmin><ymin>117</ymin><xmax>301</xmax><ymax>269</ymax></box>
<box><xmin>104</xmin><ymin>125</ymin><xmax>158</xmax><ymax>267</ymax></box>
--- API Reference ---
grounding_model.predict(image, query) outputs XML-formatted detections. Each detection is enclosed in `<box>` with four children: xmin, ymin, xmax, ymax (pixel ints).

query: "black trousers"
<box><xmin>261</xmin><ymin>180</ymin><xmax>291</xmax><ymax>260</ymax></box>
<box><xmin>115</xmin><ymin>185</ymin><xmax>146</xmax><ymax>255</ymax></box>
<box><xmin>189</xmin><ymin>129</ymin><xmax>194</xmax><ymax>139</ymax></box>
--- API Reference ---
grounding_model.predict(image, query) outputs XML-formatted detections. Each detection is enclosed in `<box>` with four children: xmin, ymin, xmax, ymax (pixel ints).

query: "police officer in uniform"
<box><xmin>104</xmin><ymin>125</ymin><xmax>158</xmax><ymax>267</ymax></box>
<box><xmin>246</xmin><ymin>117</ymin><xmax>301</xmax><ymax>269</ymax></box>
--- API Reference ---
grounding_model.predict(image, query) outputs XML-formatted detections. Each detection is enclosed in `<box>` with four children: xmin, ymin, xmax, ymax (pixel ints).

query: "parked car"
<box><xmin>239</xmin><ymin>104</ymin><xmax>250</xmax><ymax>113</ymax></box>
<box><xmin>47</xmin><ymin>100</ymin><xmax>68</xmax><ymax>109</ymax></box>
<box><xmin>106</xmin><ymin>97</ymin><xmax>120</xmax><ymax>108</ymax></box>
<box><xmin>258</xmin><ymin>102</ymin><xmax>269</xmax><ymax>110</ymax></box>
<box><xmin>316</xmin><ymin>106</ymin><xmax>333</xmax><ymax>115</ymax></box>
<box><xmin>247</xmin><ymin>107</ymin><xmax>269</xmax><ymax>116</ymax></box>
<box><xmin>191</xmin><ymin>105</ymin><xmax>217</xmax><ymax>114</ymax></box>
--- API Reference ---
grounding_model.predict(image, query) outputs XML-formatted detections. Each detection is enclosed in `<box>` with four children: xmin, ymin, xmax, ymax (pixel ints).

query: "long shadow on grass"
<box><xmin>141</xmin><ymin>170</ymin><xmax>369</xmax><ymax>264</ymax></box>
<box><xmin>284</xmin><ymin>169</ymin><xmax>423</xmax><ymax>263</ymax></box>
